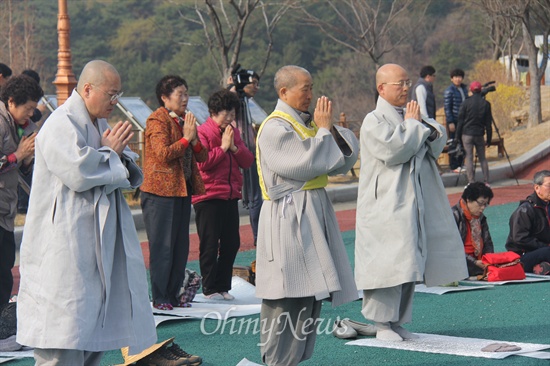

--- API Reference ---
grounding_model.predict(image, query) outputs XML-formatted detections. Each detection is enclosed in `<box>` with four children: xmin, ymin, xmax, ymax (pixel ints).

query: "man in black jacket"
<box><xmin>456</xmin><ymin>81</ymin><xmax>492</xmax><ymax>184</ymax></box>
<box><xmin>505</xmin><ymin>170</ymin><xmax>550</xmax><ymax>275</ymax></box>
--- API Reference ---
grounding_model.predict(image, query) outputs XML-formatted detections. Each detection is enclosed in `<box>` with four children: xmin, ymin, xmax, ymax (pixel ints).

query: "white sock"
<box><xmin>391</xmin><ymin>325</ymin><xmax>419</xmax><ymax>339</ymax></box>
<box><xmin>375</xmin><ymin>322</ymin><xmax>403</xmax><ymax>341</ymax></box>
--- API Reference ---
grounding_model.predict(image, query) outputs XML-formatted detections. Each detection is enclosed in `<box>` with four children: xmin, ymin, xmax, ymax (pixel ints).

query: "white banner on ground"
<box><xmin>0</xmin><ymin>348</ymin><xmax>34</xmax><ymax>362</ymax></box>
<box><xmin>193</xmin><ymin>276</ymin><xmax>261</xmax><ymax>305</ymax></box>
<box><xmin>152</xmin><ymin>302</ymin><xmax>261</xmax><ymax>321</ymax></box>
<box><xmin>414</xmin><ymin>283</ymin><xmax>494</xmax><ymax>295</ymax></box>
<box><xmin>346</xmin><ymin>333</ymin><xmax>550</xmax><ymax>359</ymax></box>
<box><xmin>236</xmin><ymin>358</ymin><xmax>263</xmax><ymax>366</ymax></box>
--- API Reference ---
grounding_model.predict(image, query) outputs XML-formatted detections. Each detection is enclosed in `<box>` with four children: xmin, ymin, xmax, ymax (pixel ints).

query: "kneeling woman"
<box><xmin>193</xmin><ymin>90</ymin><xmax>254</xmax><ymax>300</ymax></box>
<box><xmin>451</xmin><ymin>182</ymin><xmax>494</xmax><ymax>277</ymax></box>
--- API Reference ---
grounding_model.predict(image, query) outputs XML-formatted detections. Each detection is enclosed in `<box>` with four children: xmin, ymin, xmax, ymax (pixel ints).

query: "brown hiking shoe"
<box><xmin>136</xmin><ymin>344</ymin><xmax>190</xmax><ymax>366</ymax></box>
<box><xmin>166</xmin><ymin>342</ymin><xmax>202</xmax><ymax>366</ymax></box>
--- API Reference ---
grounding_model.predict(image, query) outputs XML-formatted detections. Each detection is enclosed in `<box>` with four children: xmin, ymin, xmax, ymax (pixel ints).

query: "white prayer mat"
<box><xmin>460</xmin><ymin>273</ymin><xmax>550</xmax><ymax>286</ymax></box>
<box><xmin>0</xmin><ymin>348</ymin><xmax>34</xmax><ymax>363</ymax></box>
<box><xmin>346</xmin><ymin>333</ymin><xmax>550</xmax><ymax>359</ymax></box>
<box><xmin>152</xmin><ymin>302</ymin><xmax>261</xmax><ymax>320</ymax></box>
<box><xmin>236</xmin><ymin>358</ymin><xmax>263</xmax><ymax>366</ymax></box>
<box><xmin>154</xmin><ymin>315</ymin><xmax>191</xmax><ymax>326</ymax></box>
<box><xmin>414</xmin><ymin>283</ymin><xmax>494</xmax><ymax>295</ymax></box>
<box><xmin>151</xmin><ymin>276</ymin><xmax>261</xmax><ymax>324</ymax></box>
<box><xmin>194</xmin><ymin>276</ymin><xmax>261</xmax><ymax>305</ymax></box>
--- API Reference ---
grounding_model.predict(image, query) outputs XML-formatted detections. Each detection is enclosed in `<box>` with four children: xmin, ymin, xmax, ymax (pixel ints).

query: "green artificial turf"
<box><xmin>7</xmin><ymin>202</ymin><xmax>550</xmax><ymax>365</ymax></box>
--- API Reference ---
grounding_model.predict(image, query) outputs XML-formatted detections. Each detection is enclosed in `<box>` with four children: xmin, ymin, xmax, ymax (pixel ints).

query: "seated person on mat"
<box><xmin>451</xmin><ymin>182</ymin><xmax>494</xmax><ymax>277</ymax></box>
<box><xmin>505</xmin><ymin>170</ymin><xmax>550</xmax><ymax>275</ymax></box>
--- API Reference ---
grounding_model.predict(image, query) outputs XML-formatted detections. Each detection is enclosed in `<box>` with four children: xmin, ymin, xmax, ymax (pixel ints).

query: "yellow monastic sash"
<box><xmin>256</xmin><ymin>110</ymin><xmax>328</xmax><ymax>200</ymax></box>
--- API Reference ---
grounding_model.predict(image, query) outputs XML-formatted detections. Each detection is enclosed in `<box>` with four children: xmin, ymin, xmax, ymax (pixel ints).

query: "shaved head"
<box><xmin>274</xmin><ymin>65</ymin><xmax>310</xmax><ymax>97</ymax></box>
<box><xmin>76</xmin><ymin>60</ymin><xmax>121</xmax><ymax>121</ymax></box>
<box><xmin>376</xmin><ymin>63</ymin><xmax>407</xmax><ymax>88</ymax></box>
<box><xmin>77</xmin><ymin>60</ymin><xmax>120</xmax><ymax>92</ymax></box>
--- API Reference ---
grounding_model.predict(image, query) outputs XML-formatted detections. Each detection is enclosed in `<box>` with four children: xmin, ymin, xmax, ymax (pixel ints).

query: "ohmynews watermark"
<box><xmin>200</xmin><ymin>307</ymin><xmax>341</xmax><ymax>346</ymax></box>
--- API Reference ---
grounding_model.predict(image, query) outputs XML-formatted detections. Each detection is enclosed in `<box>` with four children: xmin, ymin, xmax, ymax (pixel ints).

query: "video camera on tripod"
<box><xmin>229</xmin><ymin>64</ymin><xmax>260</xmax><ymax>209</ymax></box>
<box><xmin>231</xmin><ymin>64</ymin><xmax>258</xmax><ymax>93</ymax></box>
<box><xmin>481</xmin><ymin>81</ymin><xmax>496</xmax><ymax>97</ymax></box>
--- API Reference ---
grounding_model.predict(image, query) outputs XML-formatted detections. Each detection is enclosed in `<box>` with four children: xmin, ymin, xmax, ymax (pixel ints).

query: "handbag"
<box><xmin>177</xmin><ymin>269</ymin><xmax>202</xmax><ymax>306</ymax></box>
<box><xmin>481</xmin><ymin>252</ymin><xmax>525</xmax><ymax>282</ymax></box>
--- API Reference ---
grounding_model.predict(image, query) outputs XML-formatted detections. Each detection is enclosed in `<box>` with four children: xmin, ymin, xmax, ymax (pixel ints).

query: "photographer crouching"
<box><xmin>456</xmin><ymin>81</ymin><xmax>493</xmax><ymax>185</ymax></box>
<box><xmin>227</xmin><ymin>66</ymin><xmax>263</xmax><ymax>245</ymax></box>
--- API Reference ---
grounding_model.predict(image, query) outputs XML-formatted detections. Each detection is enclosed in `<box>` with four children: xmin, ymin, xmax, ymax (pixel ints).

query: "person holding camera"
<box><xmin>456</xmin><ymin>81</ymin><xmax>493</xmax><ymax>185</ymax></box>
<box><xmin>228</xmin><ymin>68</ymin><xmax>263</xmax><ymax>245</ymax></box>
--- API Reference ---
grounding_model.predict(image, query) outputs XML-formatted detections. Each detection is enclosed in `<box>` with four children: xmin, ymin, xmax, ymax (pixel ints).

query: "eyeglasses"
<box><xmin>382</xmin><ymin>80</ymin><xmax>412</xmax><ymax>88</ymax></box>
<box><xmin>475</xmin><ymin>200</ymin><xmax>490</xmax><ymax>207</ymax></box>
<box><xmin>92</xmin><ymin>84</ymin><xmax>123</xmax><ymax>103</ymax></box>
<box><xmin>537</xmin><ymin>183</ymin><xmax>550</xmax><ymax>188</ymax></box>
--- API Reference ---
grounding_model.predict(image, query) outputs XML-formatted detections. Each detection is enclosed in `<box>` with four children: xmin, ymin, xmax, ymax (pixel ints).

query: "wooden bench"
<box><xmin>489</xmin><ymin>136</ymin><xmax>505</xmax><ymax>157</ymax></box>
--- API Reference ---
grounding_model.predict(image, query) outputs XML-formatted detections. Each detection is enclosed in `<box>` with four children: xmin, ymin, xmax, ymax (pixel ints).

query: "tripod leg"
<box><xmin>491</xmin><ymin>119</ymin><xmax>519</xmax><ymax>185</ymax></box>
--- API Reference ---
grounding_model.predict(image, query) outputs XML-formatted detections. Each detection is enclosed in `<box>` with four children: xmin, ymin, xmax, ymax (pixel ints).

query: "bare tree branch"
<box><xmin>299</xmin><ymin>0</ymin><xmax>428</xmax><ymax>68</ymax></box>
<box><xmin>178</xmin><ymin>0</ymin><xmax>294</xmax><ymax>85</ymax></box>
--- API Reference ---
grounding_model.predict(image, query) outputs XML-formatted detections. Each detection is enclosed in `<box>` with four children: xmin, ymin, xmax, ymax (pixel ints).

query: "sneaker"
<box><xmin>220</xmin><ymin>291</ymin><xmax>234</xmax><ymax>300</ymax></box>
<box><xmin>532</xmin><ymin>261</ymin><xmax>550</xmax><ymax>275</ymax></box>
<box><xmin>166</xmin><ymin>342</ymin><xmax>202</xmax><ymax>366</ymax></box>
<box><xmin>136</xmin><ymin>344</ymin><xmax>189</xmax><ymax>366</ymax></box>
<box><xmin>153</xmin><ymin>303</ymin><xmax>174</xmax><ymax>311</ymax></box>
<box><xmin>203</xmin><ymin>292</ymin><xmax>224</xmax><ymax>300</ymax></box>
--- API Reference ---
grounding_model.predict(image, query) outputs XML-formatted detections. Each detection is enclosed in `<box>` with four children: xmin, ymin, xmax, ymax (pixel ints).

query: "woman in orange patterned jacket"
<box><xmin>140</xmin><ymin>75</ymin><xmax>207</xmax><ymax>310</ymax></box>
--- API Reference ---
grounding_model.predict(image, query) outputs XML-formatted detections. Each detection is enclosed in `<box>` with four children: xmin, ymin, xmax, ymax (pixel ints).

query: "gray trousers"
<box><xmin>34</xmin><ymin>349</ymin><xmax>104</xmax><ymax>366</ymax></box>
<box><xmin>462</xmin><ymin>134</ymin><xmax>489</xmax><ymax>183</ymax></box>
<box><xmin>260</xmin><ymin>297</ymin><xmax>322</xmax><ymax>366</ymax></box>
<box><xmin>361</xmin><ymin>282</ymin><xmax>415</xmax><ymax>325</ymax></box>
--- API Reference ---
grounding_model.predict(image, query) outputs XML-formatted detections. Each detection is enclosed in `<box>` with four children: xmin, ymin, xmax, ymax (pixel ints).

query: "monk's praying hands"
<box><xmin>314</xmin><ymin>96</ymin><xmax>333</xmax><ymax>130</ymax></box>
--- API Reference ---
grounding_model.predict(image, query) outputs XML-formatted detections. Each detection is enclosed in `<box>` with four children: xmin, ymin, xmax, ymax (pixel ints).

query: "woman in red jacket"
<box><xmin>140</xmin><ymin>75</ymin><xmax>207</xmax><ymax>310</ymax></box>
<box><xmin>193</xmin><ymin>89</ymin><xmax>254</xmax><ymax>300</ymax></box>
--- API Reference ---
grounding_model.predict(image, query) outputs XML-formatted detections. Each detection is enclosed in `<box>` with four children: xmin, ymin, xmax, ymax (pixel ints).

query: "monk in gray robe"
<box><xmin>355</xmin><ymin>63</ymin><xmax>467</xmax><ymax>341</ymax></box>
<box><xmin>17</xmin><ymin>60</ymin><xmax>156</xmax><ymax>365</ymax></box>
<box><xmin>255</xmin><ymin>65</ymin><xmax>359</xmax><ymax>365</ymax></box>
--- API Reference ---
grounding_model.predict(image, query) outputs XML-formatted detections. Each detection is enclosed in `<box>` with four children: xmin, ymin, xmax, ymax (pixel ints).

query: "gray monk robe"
<box><xmin>255</xmin><ymin>99</ymin><xmax>359</xmax><ymax>306</ymax></box>
<box><xmin>17</xmin><ymin>90</ymin><xmax>156</xmax><ymax>353</ymax></box>
<box><xmin>355</xmin><ymin>96</ymin><xmax>467</xmax><ymax>296</ymax></box>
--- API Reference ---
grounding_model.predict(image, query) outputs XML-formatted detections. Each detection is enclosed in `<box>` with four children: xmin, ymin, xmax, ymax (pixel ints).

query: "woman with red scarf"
<box><xmin>451</xmin><ymin>182</ymin><xmax>495</xmax><ymax>277</ymax></box>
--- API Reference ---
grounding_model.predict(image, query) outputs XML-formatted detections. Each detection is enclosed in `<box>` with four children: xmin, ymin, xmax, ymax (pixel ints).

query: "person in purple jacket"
<box><xmin>192</xmin><ymin>89</ymin><xmax>254</xmax><ymax>300</ymax></box>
